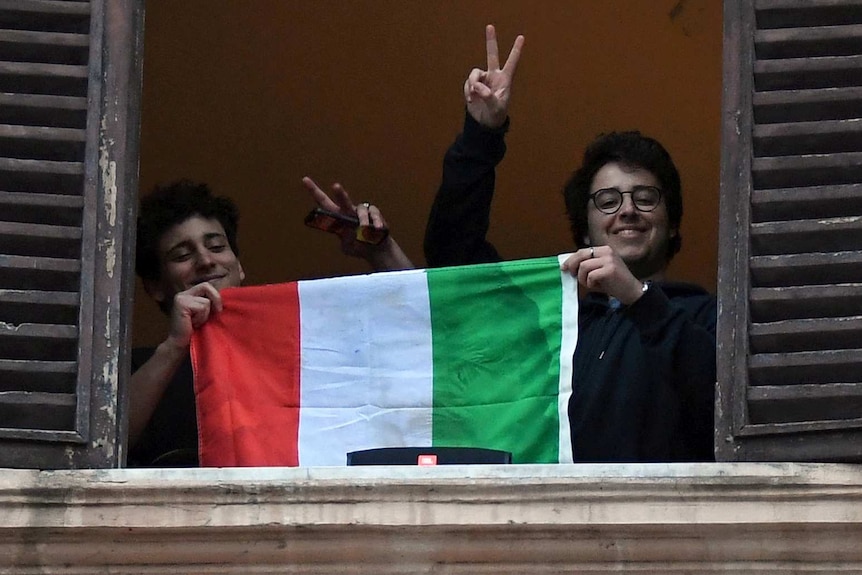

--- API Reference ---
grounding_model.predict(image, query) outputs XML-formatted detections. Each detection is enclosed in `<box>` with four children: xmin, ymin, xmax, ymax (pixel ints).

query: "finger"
<box><xmin>580</xmin><ymin>261</ymin><xmax>605</xmax><ymax>291</ymax></box>
<box><xmin>302</xmin><ymin>176</ymin><xmax>340</xmax><ymax>212</ymax></box>
<box><xmin>560</xmin><ymin>248</ymin><xmax>592</xmax><ymax>274</ymax></box>
<box><xmin>355</xmin><ymin>201</ymin><xmax>371</xmax><ymax>227</ymax></box>
<box><xmin>485</xmin><ymin>24</ymin><xmax>500</xmax><ymax>71</ymax></box>
<box><xmin>330</xmin><ymin>183</ymin><xmax>356</xmax><ymax>213</ymax></box>
<box><xmin>464</xmin><ymin>68</ymin><xmax>487</xmax><ymax>103</ymax></box>
<box><xmin>502</xmin><ymin>34</ymin><xmax>525</xmax><ymax>77</ymax></box>
<box><xmin>188</xmin><ymin>299</ymin><xmax>212</xmax><ymax>329</ymax></box>
<box><xmin>367</xmin><ymin>204</ymin><xmax>387</xmax><ymax>229</ymax></box>
<box><xmin>467</xmin><ymin>75</ymin><xmax>493</xmax><ymax>100</ymax></box>
<box><xmin>184</xmin><ymin>282</ymin><xmax>223</xmax><ymax>313</ymax></box>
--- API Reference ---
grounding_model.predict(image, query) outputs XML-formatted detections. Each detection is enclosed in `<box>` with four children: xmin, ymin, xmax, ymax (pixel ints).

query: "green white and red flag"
<box><xmin>191</xmin><ymin>255</ymin><xmax>577</xmax><ymax>466</ymax></box>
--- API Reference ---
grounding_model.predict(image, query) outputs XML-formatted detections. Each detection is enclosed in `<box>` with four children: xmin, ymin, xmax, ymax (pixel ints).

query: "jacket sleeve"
<box><xmin>423</xmin><ymin>112</ymin><xmax>509</xmax><ymax>267</ymax></box>
<box><xmin>624</xmin><ymin>287</ymin><xmax>718</xmax><ymax>460</ymax></box>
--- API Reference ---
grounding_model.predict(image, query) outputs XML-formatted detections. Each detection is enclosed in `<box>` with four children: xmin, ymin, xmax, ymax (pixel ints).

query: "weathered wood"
<box><xmin>0</xmin><ymin>92</ymin><xmax>87</xmax><ymax>127</ymax></box>
<box><xmin>750</xmin><ymin>215</ymin><xmax>862</xmax><ymax>254</ymax></box>
<box><xmin>751</xmin><ymin>183</ymin><xmax>862</xmax><ymax>220</ymax></box>
<box><xmin>753</xmin><ymin>118</ymin><xmax>862</xmax><ymax>156</ymax></box>
<box><xmin>0</xmin><ymin>123</ymin><xmax>86</xmax><ymax>161</ymax></box>
<box><xmin>0</xmin><ymin>359</ymin><xmax>76</xmax><ymax>394</ymax></box>
<box><xmin>749</xmin><ymin>382</ymin><xmax>862</xmax><ymax>424</ymax></box>
<box><xmin>754</xmin><ymin>86</ymin><xmax>862</xmax><ymax>123</ymax></box>
<box><xmin>750</xmin><ymin>283</ymin><xmax>862</xmax><ymax>321</ymax></box>
<box><xmin>755</xmin><ymin>24</ymin><xmax>862</xmax><ymax>58</ymax></box>
<box><xmin>751</xmin><ymin>251</ymin><xmax>862</xmax><ymax>285</ymax></box>
<box><xmin>0</xmin><ymin>1</ymin><xmax>89</xmax><ymax>35</ymax></box>
<box><xmin>0</xmin><ymin>0</ymin><xmax>142</xmax><ymax>467</ymax></box>
<box><xmin>0</xmin><ymin>220</ymin><xmax>82</xmax><ymax>241</ymax></box>
<box><xmin>749</xmin><ymin>348</ymin><xmax>862</xmax><ymax>385</ymax></box>
<box><xmin>752</xmin><ymin>152</ymin><xmax>862</xmax><ymax>189</ymax></box>
<box><xmin>750</xmin><ymin>315</ymin><xmax>862</xmax><ymax>352</ymax></box>
<box><xmin>755</xmin><ymin>54</ymin><xmax>862</xmax><ymax>90</ymax></box>
<box><xmin>0</xmin><ymin>391</ymin><xmax>75</xmax><ymax>430</ymax></box>
<box><xmin>756</xmin><ymin>0</ymin><xmax>862</xmax><ymax>30</ymax></box>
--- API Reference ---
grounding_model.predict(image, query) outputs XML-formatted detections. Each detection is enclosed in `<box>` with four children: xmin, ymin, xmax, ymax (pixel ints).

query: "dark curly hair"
<box><xmin>135</xmin><ymin>180</ymin><xmax>240</xmax><ymax>282</ymax></box>
<box><xmin>562</xmin><ymin>131</ymin><xmax>682</xmax><ymax>260</ymax></box>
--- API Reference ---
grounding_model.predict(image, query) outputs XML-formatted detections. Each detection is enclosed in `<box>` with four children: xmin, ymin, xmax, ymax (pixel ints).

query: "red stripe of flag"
<box><xmin>191</xmin><ymin>282</ymin><xmax>302</xmax><ymax>466</ymax></box>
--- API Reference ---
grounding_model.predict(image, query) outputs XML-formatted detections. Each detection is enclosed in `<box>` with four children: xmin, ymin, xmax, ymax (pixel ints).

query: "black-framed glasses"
<box><xmin>590</xmin><ymin>185</ymin><xmax>663</xmax><ymax>215</ymax></box>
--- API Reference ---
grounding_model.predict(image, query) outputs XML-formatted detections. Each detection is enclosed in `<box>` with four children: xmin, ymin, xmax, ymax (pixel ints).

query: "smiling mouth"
<box><xmin>193</xmin><ymin>275</ymin><xmax>226</xmax><ymax>286</ymax></box>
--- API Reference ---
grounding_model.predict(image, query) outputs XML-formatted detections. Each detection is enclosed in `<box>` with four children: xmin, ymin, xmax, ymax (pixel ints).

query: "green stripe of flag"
<box><xmin>427</xmin><ymin>256</ymin><xmax>567</xmax><ymax>463</ymax></box>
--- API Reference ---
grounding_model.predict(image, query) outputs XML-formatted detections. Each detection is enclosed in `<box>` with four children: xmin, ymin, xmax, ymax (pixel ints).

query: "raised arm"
<box><xmin>302</xmin><ymin>176</ymin><xmax>414</xmax><ymax>271</ymax></box>
<box><xmin>424</xmin><ymin>25</ymin><xmax>525</xmax><ymax>267</ymax></box>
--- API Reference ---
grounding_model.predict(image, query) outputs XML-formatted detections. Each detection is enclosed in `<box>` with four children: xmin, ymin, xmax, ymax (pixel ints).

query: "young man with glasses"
<box><xmin>424</xmin><ymin>25</ymin><xmax>716</xmax><ymax>462</ymax></box>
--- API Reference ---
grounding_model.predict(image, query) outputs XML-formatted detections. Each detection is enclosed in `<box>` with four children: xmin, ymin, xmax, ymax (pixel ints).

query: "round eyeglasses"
<box><xmin>590</xmin><ymin>186</ymin><xmax>663</xmax><ymax>215</ymax></box>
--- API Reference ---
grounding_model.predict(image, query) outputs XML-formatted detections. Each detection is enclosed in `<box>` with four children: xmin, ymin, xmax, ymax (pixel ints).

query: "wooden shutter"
<box><xmin>718</xmin><ymin>0</ymin><xmax>862</xmax><ymax>461</ymax></box>
<box><xmin>0</xmin><ymin>0</ymin><xmax>142</xmax><ymax>468</ymax></box>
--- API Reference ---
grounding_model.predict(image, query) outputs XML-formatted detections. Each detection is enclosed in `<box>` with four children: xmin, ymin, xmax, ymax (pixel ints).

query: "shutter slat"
<box><xmin>756</xmin><ymin>0</ymin><xmax>862</xmax><ymax>30</ymax></box>
<box><xmin>751</xmin><ymin>316</ymin><xmax>862</xmax><ymax>352</ymax></box>
<box><xmin>750</xmin><ymin>283</ymin><xmax>862</xmax><ymax>321</ymax></box>
<box><xmin>753</xmin><ymin>118</ymin><xmax>862</xmax><ymax>156</ymax></box>
<box><xmin>751</xmin><ymin>251</ymin><xmax>862</xmax><ymax>286</ymax></box>
<box><xmin>0</xmin><ymin>93</ymin><xmax>87</xmax><ymax>128</ymax></box>
<box><xmin>755</xmin><ymin>54</ymin><xmax>862</xmax><ymax>90</ymax></box>
<box><xmin>0</xmin><ymin>391</ymin><xmax>75</xmax><ymax>431</ymax></box>
<box><xmin>0</xmin><ymin>123</ymin><xmax>86</xmax><ymax>162</ymax></box>
<box><xmin>0</xmin><ymin>190</ymin><xmax>83</xmax><ymax>226</ymax></box>
<box><xmin>0</xmin><ymin>253</ymin><xmax>80</xmax><ymax>272</ymax></box>
<box><xmin>0</xmin><ymin>322</ymin><xmax>77</xmax><ymax>339</ymax></box>
<box><xmin>756</xmin><ymin>24</ymin><xmax>862</xmax><ymax>59</ymax></box>
<box><xmin>0</xmin><ymin>156</ymin><xmax>83</xmax><ymax>194</ymax></box>
<box><xmin>749</xmin><ymin>348</ymin><xmax>862</xmax><ymax>385</ymax></box>
<box><xmin>0</xmin><ymin>359</ymin><xmax>76</xmax><ymax>394</ymax></box>
<box><xmin>0</xmin><ymin>1</ymin><xmax>90</xmax><ymax>16</ymax></box>
<box><xmin>751</xmin><ymin>183</ymin><xmax>862</xmax><ymax>220</ymax></box>
<box><xmin>0</xmin><ymin>28</ymin><xmax>88</xmax><ymax>66</ymax></box>
<box><xmin>0</xmin><ymin>220</ymin><xmax>82</xmax><ymax>240</ymax></box>
<box><xmin>748</xmin><ymin>382</ymin><xmax>862</xmax><ymax>424</ymax></box>
<box><xmin>754</xmin><ymin>87</ymin><xmax>862</xmax><ymax>123</ymax></box>
<box><xmin>0</xmin><ymin>288</ymin><xmax>80</xmax><ymax>325</ymax></box>
<box><xmin>751</xmin><ymin>216</ymin><xmax>862</xmax><ymax>254</ymax></box>
<box><xmin>0</xmin><ymin>60</ymin><xmax>88</xmax><ymax>96</ymax></box>
<box><xmin>752</xmin><ymin>152</ymin><xmax>862</xmax><ymax>188</ymax></box>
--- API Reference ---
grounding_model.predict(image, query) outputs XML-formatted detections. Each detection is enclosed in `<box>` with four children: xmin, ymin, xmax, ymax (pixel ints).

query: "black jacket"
<box><xmin>424</xmin><ymin>112</ymin><xmax>717</xmax><ymax>461</ymax></box>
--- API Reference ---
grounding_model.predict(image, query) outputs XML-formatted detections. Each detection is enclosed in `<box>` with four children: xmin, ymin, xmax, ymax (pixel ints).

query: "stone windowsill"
<box><xmin>2</xmin><ymin>462</ymin><xmax>862</xmax><ymax>573</ymax></box>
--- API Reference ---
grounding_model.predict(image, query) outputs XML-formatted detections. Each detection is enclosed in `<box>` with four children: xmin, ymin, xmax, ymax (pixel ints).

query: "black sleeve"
<box><xmin>423</xmin><ymin>112</ymin><xmax>510</xmax><ymax>267</ymax></box>
<box><xmin>624</xmin><ymin>288</ymin><xmax>718</xmax><ymax>460</ymax></box>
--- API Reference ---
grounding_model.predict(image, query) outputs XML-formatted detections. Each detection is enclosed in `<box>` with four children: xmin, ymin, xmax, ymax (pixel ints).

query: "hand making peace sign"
<box><xmin>464</xmin><ymin>24</ymin><xmax>525</xmax><ymax>129</ymax></box>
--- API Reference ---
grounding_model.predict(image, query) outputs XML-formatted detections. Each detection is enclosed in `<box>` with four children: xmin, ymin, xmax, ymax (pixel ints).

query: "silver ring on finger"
<box><xmin>360</xmin><ymin>202</ymin><xmax>371</xmax><ymax>209</ymax></box>
<box><xmin>589</xmin><ymin>246</ymin><xmax>595</xmax><ymax>258</ymax></box>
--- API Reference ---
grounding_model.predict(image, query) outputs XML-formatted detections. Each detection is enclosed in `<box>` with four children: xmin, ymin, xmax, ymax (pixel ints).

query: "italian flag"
<box><xmin>191</xmin><ymin>255</ymin><xmax>577</xmax><ymax>466</ymax></box>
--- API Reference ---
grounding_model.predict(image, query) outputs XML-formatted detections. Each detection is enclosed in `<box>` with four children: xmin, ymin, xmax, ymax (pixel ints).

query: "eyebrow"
<box><xmin>164</xmin><ymin>232</ymin><xmax>227</xmax><ymax>257</ymax></box>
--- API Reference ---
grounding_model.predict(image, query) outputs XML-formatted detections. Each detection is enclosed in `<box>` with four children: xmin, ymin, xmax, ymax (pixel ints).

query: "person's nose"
<box><xmin>617</xmin><ymin>193</ymin><xmax>638</xmax><ymax>217</ymax></box>
<box><xmin>194</xmin><ymin>247</ymin><xmax>215</xmax><ymax>269</ymax></box>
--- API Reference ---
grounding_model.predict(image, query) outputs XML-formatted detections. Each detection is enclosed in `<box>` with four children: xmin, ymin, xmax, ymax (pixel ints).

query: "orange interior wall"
<box><xmin>134</xmin><ymin>0</ymin><xmax>723</xmax><ymax>346</ymax></box>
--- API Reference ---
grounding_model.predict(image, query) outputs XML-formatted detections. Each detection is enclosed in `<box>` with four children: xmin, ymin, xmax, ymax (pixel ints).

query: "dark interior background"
<box><xmin>134</xmin><ymin>1</ymin><xmax>722</xmax><ymax>346</ymax></box>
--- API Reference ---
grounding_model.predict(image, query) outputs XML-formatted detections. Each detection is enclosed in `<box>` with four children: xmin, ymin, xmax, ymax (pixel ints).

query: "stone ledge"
<box><xmin>2</xmin><ymin>463</ymin><xmax>862</xmax><ymax>573</ymax></box>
